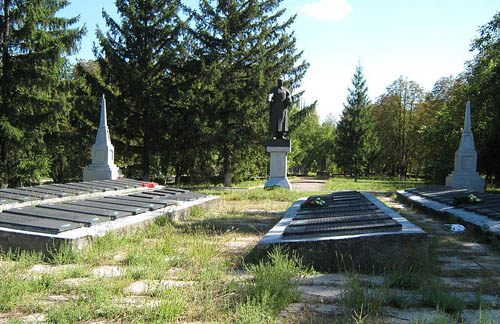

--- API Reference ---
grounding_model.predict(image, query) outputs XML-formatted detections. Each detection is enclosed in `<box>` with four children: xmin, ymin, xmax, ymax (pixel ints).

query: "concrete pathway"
<box><xmin>291</xmin><ymin>177</ymin><xmax>327</xmax><ymax>192</ymax></box>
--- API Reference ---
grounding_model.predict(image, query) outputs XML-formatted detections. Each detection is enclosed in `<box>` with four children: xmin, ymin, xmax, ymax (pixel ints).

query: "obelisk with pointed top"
<box><xmin>445</xmin><ymin>101</ymin><xmax>485</xmax><ymax>192</ymax></box>
<box><xmin>83</xmin><ymin>95</ymin><xmax>122</xmax><ymax>181</ymax></box>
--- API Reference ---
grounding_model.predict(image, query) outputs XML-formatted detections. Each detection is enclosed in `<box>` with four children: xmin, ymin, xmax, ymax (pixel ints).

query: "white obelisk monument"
<box><xmin>83</xmin><ymin>95</ymin><xmax>121</xmax><ymax>181</ymax></box>
<box><xmin>445</xmin><ymin>101</ymin><xmax>485</xmax><ymax>193</ymax></box>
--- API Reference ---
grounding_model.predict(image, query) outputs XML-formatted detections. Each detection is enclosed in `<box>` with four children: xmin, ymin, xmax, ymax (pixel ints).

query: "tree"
<box><xmin>371</xmin><ymin>76</ymin><xmax>424</xmax><ymax>178</ymax></box>
<box><xmin>94</xmin><ymin>0</ymin><xmax>186</xmax><ymax>180</ymax></box>
<box><xmin>0</xmin><ymin>0</ymin><xmax>85</xmax><ymax>186</ymax></box>
<box><xmin>333</xmin><ymin>64</ymin><xmax>374</xmax><ymax>181</ymax></box>
<box><xmin>191</xmin><ymin>0</ymin><xmax>310</xmax><ymax>186</ymax></box>
<box><xmin>467</xmin><ymin>11</ymin><xmax>500</xmax><ymax>184</ymax></box>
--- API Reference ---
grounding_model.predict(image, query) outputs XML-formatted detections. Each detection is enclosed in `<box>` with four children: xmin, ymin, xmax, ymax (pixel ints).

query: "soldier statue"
<box><xmin>268</xmin><ymin>78</ymin><xmax>292</xmax><ymax>139</ymax></box>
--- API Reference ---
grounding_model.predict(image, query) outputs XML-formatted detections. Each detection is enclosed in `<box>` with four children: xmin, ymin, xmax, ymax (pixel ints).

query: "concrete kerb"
<box><xmin>256</xmin><ymin>193</ymin><xmax>428</xmax><ymax>272</ymax></box>
<box><xmin>396</xmin><ymin>190</ymin><xmax>500</xmax><ymax>240</ymax></box>
<box><xmin>0</xmin><ymin>195</ymin><xmax>220</xmax><ymax>254</ymax></box>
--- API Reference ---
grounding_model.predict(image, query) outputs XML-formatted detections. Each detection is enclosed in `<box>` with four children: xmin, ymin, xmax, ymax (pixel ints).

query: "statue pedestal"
<box><xmin>265</xmin><ymin>139</ymin><xmax>292</xmax><ymax>190</ymax></box>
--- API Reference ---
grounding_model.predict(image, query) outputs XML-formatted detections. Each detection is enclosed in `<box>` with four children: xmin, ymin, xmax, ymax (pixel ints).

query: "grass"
<box><xmin>328</xmin><ymin>177</ymin><xmax>426</xmax><ymax>192</ymax></box>
<box><xmin>0</xmin><ymin>178</ymin><xmax>498</xmax><ymax>323</ymax></box>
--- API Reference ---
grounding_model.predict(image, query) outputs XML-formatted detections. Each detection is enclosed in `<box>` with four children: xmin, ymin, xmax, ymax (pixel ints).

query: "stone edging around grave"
<box><xmin>396</xmin><ymin>190</ymin><xmax>500</xmax><ymax>240</ymax></box>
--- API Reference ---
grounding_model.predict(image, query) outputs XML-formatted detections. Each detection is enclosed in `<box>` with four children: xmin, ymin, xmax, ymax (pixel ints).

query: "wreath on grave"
<box><xmin>453</xmin><ymin>194</ymin><xmax>481</xmax><ymax>206</ymax></box>
<box><xmin>300</xmin><ymin>197</ymin><xmax>326</xmax><ymax>209</ymax></box>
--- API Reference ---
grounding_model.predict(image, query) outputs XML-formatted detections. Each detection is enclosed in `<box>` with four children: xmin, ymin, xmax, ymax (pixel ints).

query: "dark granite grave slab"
<box><xmin>91</xmin><ymin>180</ymin><xmax>131</xmax><ymax>190</ymax></box>
<box><xmin>40</xmin><ymin>184</ymin><xmax>85</xmax><ymax>195</ymax></box>
<box><xmin>294</xmin><ymin>209</ymin><xmax>387</xmax><ymax>220</ymax></box>
<box><xmin>0</xmin><ymin>213</ymin><xmax>82</xmax><ymax>234</ymax></box>
<box><xmin>399</xmin><ymin>187</ymin><xmax>500</xmax><ymax>237</ymax></box>
<box><xmin>22</xmin><ymin>187</ymin><xmax>68</xmax><ymax>197</ymax></box>
<box><xmin>0</xmin><ymin>198</ymin><xmax>14</xmax><ymax>205</ymax></box>
<box><xmin>64</xmin><ymin>201</ymin><xmax>145</xmax><ymax>215</ymax></box>
<box><xmin>2</xmin><ymin>188</ymin><xmax>56</xmax><ymax>199</ymax></box>
<box><xmin>38</xmin><ymin>204</ymin><xmax>130</xmax><ymax>219</ymax></box>
<box><xmin>59</xmin><ymin>182</ymin><xmax>105</xmax><ymax>192</ymax></box>
<box><xmin>0</xmin><ymin>191</ymin><xmax>36</xmax><ymax>202</ymax></box>
<box><xmin>284</xmin><ymin>218</ymin><xmax>402</xmax><ymax>236</ymax></box>
<box><xmin>257</xmin><ymin>192</ymin><xmax>427</xmax><ymax>272</ymax></box>
<box><xmin>92</xmin><ymin>198</ymin><xmax>164</xmax><ymax>211</ymax></box>
<box><xmin>110</xmin><ymin>195</ymin><xmax>174</xmax><ymax>206</ymax></box>
<box><xmin>298</xmin><ymin>205</ymin><xmax>378</xmax><ymax>215</ymax></box>
<box><xmin>290</xmin><ymin>213</ymin><xmax>392</xmax><ymax>226</ymax></box>
<box><xmin>3</xmin><ymin>207</ymin><xmax>109</xmax><ymax>226</ymax></box>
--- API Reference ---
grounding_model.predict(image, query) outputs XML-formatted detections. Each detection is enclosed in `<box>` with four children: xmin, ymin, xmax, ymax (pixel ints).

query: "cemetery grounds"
<box><xmin>0</xmin><ymin>178</ymin><xmax>499</xmax><ymax>324</ymax></box>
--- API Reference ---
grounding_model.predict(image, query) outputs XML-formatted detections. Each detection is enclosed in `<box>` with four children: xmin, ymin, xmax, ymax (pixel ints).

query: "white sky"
<box><xmin>60</xmin><ymin>0</ymin><xmax>499</xmax><ymax>122</ymax></box>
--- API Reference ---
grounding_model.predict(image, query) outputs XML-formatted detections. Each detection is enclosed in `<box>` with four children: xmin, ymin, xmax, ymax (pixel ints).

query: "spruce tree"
<box><xmin>94</xmin><ymin>0</ymin><xmax>186</xmax><ymax>180</ymax></box>
<box><xmin>0</xmin><ymin>0</ymin><xmax>85</xmax><ymax>186</ymax></box>
<box><xmin>333</xmin><ymin>64</ymin><xmax>373</xmax><ymax>181</ymax></box>
<box><xmin>191</xmin><ymin>0</ymin><xmax>309</xmax><ymax>186</ymax></box>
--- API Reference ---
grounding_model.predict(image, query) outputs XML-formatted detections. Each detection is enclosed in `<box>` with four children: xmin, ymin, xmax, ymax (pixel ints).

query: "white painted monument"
<box><xmin>265</xmin><ymin>139</ymin><xmax>292</xmax><ymax>189</ymax></box>
<box><xmin>445</xmin><ymin>101</ymin><xmax>485</xmax><ymax>193</ymax></box>
<box><xmin>83</xmin><ymin>95</ymin><xmax>121</xmax><ymax>181</ymax></box>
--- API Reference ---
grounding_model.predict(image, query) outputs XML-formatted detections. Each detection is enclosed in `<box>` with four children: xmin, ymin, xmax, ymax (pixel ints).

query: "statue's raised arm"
<box><xmin>269</xmin><ymin>78</ymin><xmax>291</xmax><ymax>139</ymax></box>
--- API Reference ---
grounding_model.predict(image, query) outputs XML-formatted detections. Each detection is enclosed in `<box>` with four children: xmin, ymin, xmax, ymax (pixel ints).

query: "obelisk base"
<box><xmin>83</xmin><ymin>164</ymin><xmax>121</xmax><ymax>181</ymax></box>
<box><xmin>445</xmin><ymin>172</ymin><xmax>485</xmax><ymax>193</ymax></box>
<box><xmin>265</xmin><ymin>139</ymin><xmax>292</xmax><ymax>190</ymax></box>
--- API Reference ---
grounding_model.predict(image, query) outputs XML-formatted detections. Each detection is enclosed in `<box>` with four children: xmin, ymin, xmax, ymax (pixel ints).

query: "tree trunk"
<box><xmin>175</xmin><ymin>164</ymin><xmax>182</xmax><ymax>185</ymax></box>
<box><xmin>223</xmin><ymin>148</ymin><xmax>232</xmax><ymax>187</ymax></box>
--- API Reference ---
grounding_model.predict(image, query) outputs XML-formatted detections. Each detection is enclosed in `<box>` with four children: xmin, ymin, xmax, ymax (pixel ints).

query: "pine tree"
<box><xmin>333</xmin><ymin>64</ymin><xmax>374</xmax><ymax>181</ymax></box>
<box><xmin>94</xmin><ymin>0</ymin><xmax>186</xmax><ymax>180</ymax></box>
<box><xmin>191</xmin><ymin>0</ymin><xmax>310</xmax><ymax>186</ymax></box>
<box><xmin>0</xmin><ymin>0</ymin><xmax>85</xmax><ymax>186</ymax></box>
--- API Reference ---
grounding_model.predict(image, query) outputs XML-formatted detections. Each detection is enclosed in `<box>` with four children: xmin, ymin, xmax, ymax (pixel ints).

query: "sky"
<box><xmin>59</xmin><ymin>0</ymin><xmax>499</xmax><ymax>122</ymax></box>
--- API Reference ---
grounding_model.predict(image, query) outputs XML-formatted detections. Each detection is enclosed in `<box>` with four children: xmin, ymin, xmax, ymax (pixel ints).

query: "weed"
<box><xmin>46</xmin><ymin>242</ymin><xmax>79</xmax><ymax>265</ymax></box>
<box><xmin>341</xmin><ymin>273</ymin><xmax>385</xmax><ymax>317</ymax></box>
<box><xmin>241</xmin><ymin>246</ymin><xmax>306</xmax><ymax>317</ymax></box>
<box><xmin>420</xmin><ymin>281</ymin><xmax>464</xmax><ymax>315</ymax></box>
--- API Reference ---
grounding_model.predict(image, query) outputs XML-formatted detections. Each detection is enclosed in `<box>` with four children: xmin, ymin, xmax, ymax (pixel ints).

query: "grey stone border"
<box><xmin>397</xmin><ymin>190</ymin><xmax>500</xmax><ymax>238</ymax></box>
<box><xmin>0</xmin><ymin>195</ymin><xmax>220</xmax><ymax>254</ymax></box>
<box><xmin>259</xmin><ymin>192</ymin><xmax>426</xmax><ymax>246</ymax></box>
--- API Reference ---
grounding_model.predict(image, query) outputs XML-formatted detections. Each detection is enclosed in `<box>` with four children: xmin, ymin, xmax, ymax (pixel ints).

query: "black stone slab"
<box><xmin>110</xmin><ymin>195</ymin><xmax>174</xmax><ymax>206</ymax></box>
<box><xmin>154</xmin><ymin>189</ymin><xmax>205</xmax><ymax>198</ymax></box>
<box><xmin>50</xmin><ymin>183</ymin><xmax>97</xmax><ymax>194</ymax></box>
<box><xmin>90</xmin><ymin>180</ymin><xmax>131</xmax><ymax>189</ymax></box>
<box><xmin>114</xmin><ymin>178</ymin><xmax>146</xmax><ymax>186</ymax></box>
<box><xmin>1</xmin><ymin>188</ymin><xmax>56</xmax><ymax>199</ymax></box>
<box><xmin>294</xmin><ymin>209</ymin><xmax>387</xmax><ymax>220</ymax></box>
<box><xmin>38</xmin><ymin>204</ymin><xmax>130</xmax><ymax>219</ymax></box>
<box><xmin>64</xmin><ymin>201</ymin><xmax>145</xmax><ymax>215</ymax></box>
<box><xmin>283</xmin><ymin>218</ymin><xmax>402</xmax><ymax>236</ymax></box>
<box><xmin>96</xmin><ymin>180</ymin><xmax>138</xmax><ymax>188</ymax></box>
<box><xmin>61</xmin><ymin>182</ymin><xmax>106</xmax><ymax>192</ymax></box>
<box><xmin>22</xmin><ymin>187</ymin><xmax>68</xmax><ymax>197</ymax></box>
<box><xmin>162</xmin><ymin>187</ymin><xmax>188</xmax><ymax>193</ymax></box>
<box><xmin>0</xmin><ymin>198</ymin><xmax>14</xmax><ymax>205</ymax></box>
<box><xmin>3</xmin><ymin>207</ymin><xmax>109</xmax><ymax>226</ymax></box>
<box><xmin>92</xmin><ymin>198</ymin><xmax>164</xmax><ymax>211</ymax></box>
<box><xmin>290</xmin><ymin>213</ymin><xmax>392</xmax><ymax>227</ymax></box>
<box><xmin>0</xmin><ymin>191</ymin><xmax>37</xmax><ymax>202</ymax></box>
<box><xmin>40</xmin><ymin>184</ymin><xmax>85</xmax><ymax>195</ymax></box>
<box><xmin>298</xmin><ymin>205</ymin><xmax>379</xmax><ymax>215</ymax></box>
<box><xmin>0</xmin><ymin>213</ymin><xmax>82</xmax><ymax>234</ymax></box>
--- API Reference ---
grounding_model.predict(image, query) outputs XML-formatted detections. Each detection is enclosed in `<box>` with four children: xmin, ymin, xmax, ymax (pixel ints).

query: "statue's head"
<box><xmin>277</xmin><ymin>78</ymin><xmax>284</xmax><ymax>87</ymax></box>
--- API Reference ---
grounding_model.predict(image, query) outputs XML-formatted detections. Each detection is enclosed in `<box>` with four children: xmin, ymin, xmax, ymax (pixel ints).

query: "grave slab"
<box><xmin>257</xmin><ymin>192</ymin><xmax>427</xmax><ymax>272</ymax></box>
<box><xmin>38</xmin><ymin>203</ymin><xmax>130</xmax><ymax>219</ymax></box>
<box><xmin>92</xmin><ymin>197</ymin><xmax>164</xmax><ymax>210</ymax></box>
<box><xmin>64</xmin><ymin>200</ymin><xmax>145</xmax><ymax>215</ymax></box>
<box><xmin>2</xmin><ymin>207</ymin><xmax>110</xmax><ymax>226</ymax></box>
<box><xmin>0</xmin><ymin>213</ymin><xmax>82</xmax><ymax>234</ymax></box>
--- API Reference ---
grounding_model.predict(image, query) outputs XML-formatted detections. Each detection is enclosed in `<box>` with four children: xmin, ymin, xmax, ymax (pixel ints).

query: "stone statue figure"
<box><xmin>268</xmin><ymin>78</ymin><xmax>292</xmax><ymax>139</ymax></box>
